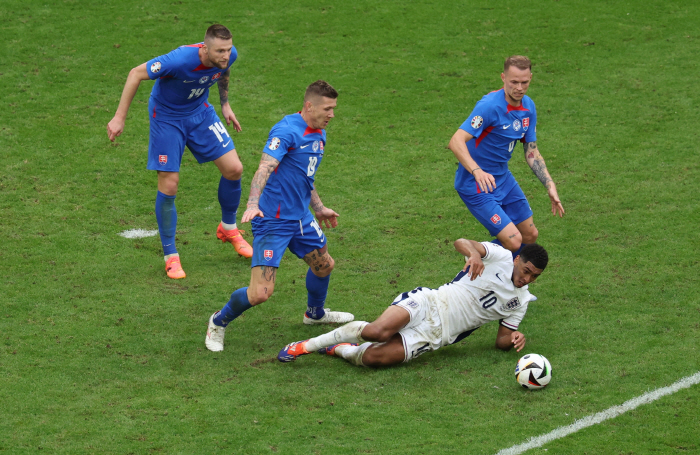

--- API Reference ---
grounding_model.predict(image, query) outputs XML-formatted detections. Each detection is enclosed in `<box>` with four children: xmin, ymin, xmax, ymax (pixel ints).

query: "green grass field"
<box><xmin>2</xmin><ymin>0</ymin><xmax>699</xmax><ymax>453</ymax></box>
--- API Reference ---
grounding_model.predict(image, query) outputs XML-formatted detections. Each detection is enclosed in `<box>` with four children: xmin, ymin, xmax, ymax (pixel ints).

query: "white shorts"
<box><xmin>391</xmin><ymin>288</ymin><xmax>443</xmax><ymax>363</ymax></box>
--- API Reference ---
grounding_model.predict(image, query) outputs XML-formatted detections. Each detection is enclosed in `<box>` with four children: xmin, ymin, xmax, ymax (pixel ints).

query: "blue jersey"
<box><xmin>455</xmin><ymin>89</ymin><xmax>537</xmax><ymax>195</ymax></box>
<box><xmin>259</xmin><ymin>113</ymin><xmax>326</xmax><ymax>220</ymax></box>
<box><xmin>145</xmin><ymin>43</ymin><xmax>237</xmax><ymax>120</ymax></box>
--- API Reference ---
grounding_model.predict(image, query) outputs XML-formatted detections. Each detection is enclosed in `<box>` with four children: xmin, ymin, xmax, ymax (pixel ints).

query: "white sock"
<box><xmin>335</xmin><ymin>342</ymin><xmax>371</xmax><ymax>366</ymax></box>
<box><xmin>221</xmin><ymin>221</ymin><xmax>238</xmax><ymax>231</ymax></box>
<box><xmin>164</xmin><ymin>253</ymin><xmax>180</xmax><ymax>262</ymax></box>
<box><xmin>305</xmin><ymin>321</ymin><xmax>369</xmax><ymax>352</ymax></box>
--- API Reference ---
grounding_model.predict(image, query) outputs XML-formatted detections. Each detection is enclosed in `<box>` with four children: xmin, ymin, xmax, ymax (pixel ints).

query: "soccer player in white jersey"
<box><xmin>277</xmin><ymin>239</ymin><xmax>548</xmax><ymax>367</ymax></box>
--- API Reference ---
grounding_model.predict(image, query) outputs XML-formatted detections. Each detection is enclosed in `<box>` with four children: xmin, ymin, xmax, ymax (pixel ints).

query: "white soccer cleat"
<box><xmin>303</xmin><ymin>308</ymin><xmax>355</xmax><ymax>325</ymax></box>
<box><xmin>205</xmin><ymin>311</ymin><xmax>226</xmax><ymax>352</ymax></box>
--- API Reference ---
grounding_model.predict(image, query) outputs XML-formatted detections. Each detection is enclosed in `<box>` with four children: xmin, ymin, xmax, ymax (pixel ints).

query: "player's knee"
<box><xmin>310</xmin><ymin>254</ymin><xmax>334</xmax><ymax>278</ymax></box>
<box><xmin>361</xmin><ymin>323</ymin><xmax>393</xmax><ymax>343</ymax></box>
<box><xmin>361</xmin><ymin>346</ymin><xmax>398</xmax><ymax>367</ymax></box>
<box><xmin>221</xmin><ymin>162</ymin><xmax>243</xmax><ymax>180</ymax></box>
<box><xmin>522</xmin><ymin>227</ymin><xmax>538</xmax><ymax>244</ymax></box>
<box><xmin>501</xmin><ymin>233</ymin><xmax>523</xmax><ymax>252</ymax></box>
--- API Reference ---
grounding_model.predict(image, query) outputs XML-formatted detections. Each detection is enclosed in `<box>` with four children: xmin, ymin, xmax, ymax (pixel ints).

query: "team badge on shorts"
<box><xmin>471</xmin><ymin>115</ymin><xmax>483</xmax><ymax>129</ymax></box>
<box><xmin>264</xmin><ymin>250</ymin><xmax>274</xmax><ymax>261</ymax></box>
<box><xmin>513</xmin><ymin>119</ymin><xmax>522</xmax><ymax>131</ymax></box>
<box><xmin>522</xmin><ymin>117</ymin><xmax>530</xmax><ymax>131</ymax></box>
<box><xmin>150</xmin><ymin>62</ymin><xmax>161</xmax><ymax>73</ymax></box>
<box><xmin>159</xmin><ymin>155</ymin><xmax>168</xmax><ymax>165</ymax></box>
<box><xmin>268</xmin><ymin>138</ymin><xmax>281</xmax><ymax>150</ymax></box>
<box><xmin>490</xmin><ymin>214</ymin><xmax>502</xmax><ymax>225</ymax></box>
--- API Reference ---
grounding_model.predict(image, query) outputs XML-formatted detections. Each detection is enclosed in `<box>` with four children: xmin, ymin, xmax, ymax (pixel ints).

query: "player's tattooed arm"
<box><xmin>310</xmin><ymin>189</ymin><xmax>325</xmax><ymax>213</ymax></box>
<box><xmin>217</xmin><ymin>68</ymin><xmax>230</xmax><ymax>106</ymax></box>
<box><xmin>523</xmin><ymin>141</ymin><xmax>553</xmax><ymax>189</ymax></box>
<box><xmin>523</xmin><ymin>141</ymin><xmax>565</xmax><ymax>217</ymax></box>
<box><xmin>246</xmin><ymin>153</ymin><xmax>279</xmax><ymax>208</ymax></box>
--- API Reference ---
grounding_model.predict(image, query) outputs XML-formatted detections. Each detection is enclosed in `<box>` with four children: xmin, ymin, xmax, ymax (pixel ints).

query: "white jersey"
<box><xmin>426</xmin><ymin>242</ymin><xmax>533</xmax><ymax>346</ymax></box>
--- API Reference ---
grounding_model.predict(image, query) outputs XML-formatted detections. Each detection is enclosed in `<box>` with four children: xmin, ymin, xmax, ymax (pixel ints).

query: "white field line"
<box><xmin>496</xmin><ymin>371</ymin><xmax>700</xmax><ymax>455</ymax></box>
<box><xmin>118</xmin><ymin>229</ymin><xmax>159</xmax><ymax>239</ymax></box>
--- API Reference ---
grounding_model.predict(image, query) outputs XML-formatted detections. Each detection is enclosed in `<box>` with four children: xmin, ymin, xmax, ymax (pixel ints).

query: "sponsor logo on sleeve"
<box><xmin>150</xmin><ymin>62</ymin><xmax>162</xmax><ymax>73</ymax></box>
<box><xmin>264</xmin><ymin>250</ymin><xmax>274</xmax><ymax>261</ymax></box>
<box><xmin>490</xmin><ymin>214</ymin><xmax>502</xmax><ymax>225</ymax></box>
<box><xmin>470</xmin><ymin>115</ymin><xmax>484</xmax><ymax>129</ymax></box>
<box><xmin>158</xmin><ymin>155</ymin><xmax>168</xmax><ymax>165</ymax></box>
<box><xmin>268</xmin><ymin>137</ymin><xmax>281</xmax><ymax>150</ymax></box>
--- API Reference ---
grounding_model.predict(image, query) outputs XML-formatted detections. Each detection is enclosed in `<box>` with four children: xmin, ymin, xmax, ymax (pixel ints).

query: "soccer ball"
<box><xmin>515</xmin><ymin>353</ymin><xmax>552</xmax><ymax>390</ymax></box>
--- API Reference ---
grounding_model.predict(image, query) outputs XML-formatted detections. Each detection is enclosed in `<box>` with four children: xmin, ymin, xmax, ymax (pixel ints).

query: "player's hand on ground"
<box><xmin>241</xmin><ymin>207</ymin><xmax>264</xmax><ymax>223</ymax></box>
<box><xmin>221</xmin><ymin>105</ymin><xmax>242</xmax><ymax>132</ymax></box>
<box><xmin>474</xmin><ymin>169</ymin><xmax>496</xmax><ymax>193</ymax></box>
<box><xmin>511</xmin><ymin>331</ymin><xmax>526</xmax><ymax>352</ymax></box>
<box><xmin>107</xmin><ymin>117</ymin><xmax>124</xmax><ymax>142</ymax></box>
<box><xmin>463</xmin><ymin>255</ymin><xmax>485</xmax><ymax>280</ymax></box>
<box><xmin>315</xmin><ymin>207</ymin><xmax>339</xmax><ymax>228</ymax></box>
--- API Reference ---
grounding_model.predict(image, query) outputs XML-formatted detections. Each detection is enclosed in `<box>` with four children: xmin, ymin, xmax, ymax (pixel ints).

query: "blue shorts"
<box><xmin>147</xmin><ymin>103</ymin><xmax>235</xmax><ymax>172</ymax></box>
<box><xmin>457</xmin><ymin>175</ymin><xmax>533</xmax><ymax>237</ymax></box>
<box><xmin>250</xmin><ymin>212</ymin><xmax>327</xmax><ymax>268</ymax></box>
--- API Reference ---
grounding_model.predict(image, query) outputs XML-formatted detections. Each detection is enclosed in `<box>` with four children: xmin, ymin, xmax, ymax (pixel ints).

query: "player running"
<box><xmin>205</xmin><ymin>80</ymin><xmax>354</xmax><ymax>352</ymax></box>
<box><xmin>448</xmin><ymin>55</ymin><xmax>564</xmax><ymax>258</ymax></box>
<box><xmin>277</xmin><ymin>239</ymin><xmax>548</xmax><ymax>367</ymax></box>
<box><xmin>107</xmin><ymin>24</ymin><xmax>252</xmax><ymax>280</ymax></box>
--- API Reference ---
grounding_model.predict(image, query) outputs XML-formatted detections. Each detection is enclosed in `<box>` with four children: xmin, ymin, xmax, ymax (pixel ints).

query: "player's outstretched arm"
<box><xmin>107</xmin><ymin>63</ymin><xmax>150</xmax><ymax>142</ymax></box>
<box><xmin>218</xmin><ymin>69</ymin><xmax>241</xmax><ymax>132</ymax></box>
<box><xmin>241</xmin><ymin>153</ymin><xmax>279</xmax><ymax>223</ymax></box>
<box><xmin>448</xmin><ymin>129</ymin><xmax>496</xmax><ymax>193</ymax></box>
<box><xmin>454</xmin><ymin>239</ymin><xmax>487</xmax><ymax>279</ymax></box>
<box><xmin>311</xmin><ymin>189</ymin><xmax>339</xmax><ymax>229</ymax></box>
<box><xmin>495</xmin><ymin>325</ymin><xmax>526</xmax><ymax>352</ymax></box>
<box><xmin>523</xmin><ymin>141</ymin><xmax>565</xmax><ymax>217</ymax></box>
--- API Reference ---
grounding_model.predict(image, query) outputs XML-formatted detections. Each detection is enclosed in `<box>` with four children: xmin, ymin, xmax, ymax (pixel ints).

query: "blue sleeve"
<box><xmin>524</xmin><ymin>104</ymin><xmax>537</xmax><ymax>143</ymax></box>
<box><xmin>459</xmin><ymin>97</ymin><xmax>493</xmax><ymax>138</ymax></box>
<box><xmin>146</xmin><ymin>48</ymin><xmax>181</xmax><ymax>80</ymax></box>
<box><xmin>263</xmin><ymin>122</ymin><xmax>293</xmax><ymax>161</ymax></box>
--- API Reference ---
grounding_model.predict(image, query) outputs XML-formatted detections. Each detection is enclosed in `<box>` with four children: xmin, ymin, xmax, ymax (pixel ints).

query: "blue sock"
<box><xmin>214</xmin><ymin>287</ymin><xmax>252</xmax><ymax>327</ymax></box>
<box><xmin>305</xmin><ymin>269</ymin><xmax>330</xmax><ymax>319</ymax></box>
<box><xmin>218</xmin><ymin>177</ymin><xmax>241</xmax><ymax>225</ymax></box>
<box><xmin>155</xmin><ymin>191</ymin><xmax>177</xmax><ymax>256</ymax></box>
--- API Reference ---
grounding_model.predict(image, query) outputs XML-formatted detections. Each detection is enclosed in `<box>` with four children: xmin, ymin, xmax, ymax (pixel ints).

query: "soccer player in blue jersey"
<box><xmin>107</xmin><ymin>24</ymin><xmax>252</xmax><ymax>280</ymax></box>
<box><xmin>448</xmin><ymin>55</ymin><xmax>564</xmax><ymax>258</ymax></box>
<box><xmin>205</xmin><ymin>80</ymin><xmax>354</xmax><ymax>352</ymax></box>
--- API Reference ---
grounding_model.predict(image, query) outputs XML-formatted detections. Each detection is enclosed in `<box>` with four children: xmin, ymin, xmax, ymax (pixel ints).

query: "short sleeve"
<box><xmin>523</xmin><ymin>104</ymin><xmax>537</xmax><ymax>143</ymax></box>
<box><xmin>146</xmin><ymin>49</ymin><xmax>180</xmax><ymax>80</ymax></box>
<box><xmin>459</xmin><ymin>98</ymin><xmax>494</xmax><ymax>138</ymax></box>
<box><xmin>263</xmin><ymin>123</ymin><xmax>293</xmax><ymax>161</ymax></box>
<box><xmin>500</xmin><ymin>307</ymin><xmax>526</xmax><ymax>331</ymax></box>
<box><xmin>481</xmin><ymin>242</ymin><xmax>512</xmax><ymax>266</ymax></box>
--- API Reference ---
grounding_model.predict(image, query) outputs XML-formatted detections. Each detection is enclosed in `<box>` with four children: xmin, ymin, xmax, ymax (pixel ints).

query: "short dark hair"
<box><xmin>504</xmin><ymin>55</ymin><xmax>532</xmax><ymax>72</ymax></box>
<box><xmin>205</xmin><ymin>24</ymin><xmax>232</xmax><ymax>41</ymax></box>
<box><xmin>304</xmin><ymin>80</ymin><xmax>338</xmax><ymax>101</ymax></box>
<box><xmin>519</xmin><ymin>243</ymin><xmax>548</xmax><ymax>270</ymax></box>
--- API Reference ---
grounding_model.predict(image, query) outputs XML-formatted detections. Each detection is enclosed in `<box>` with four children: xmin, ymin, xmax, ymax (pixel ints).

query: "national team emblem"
<box><xmin>264</xmin><ymin>250</ymin><xmax>273</xmax><ymax>261</ymax></box>
<box><xmin>522</xmin><ymin>117</ymin><xmax>530</xmax><ymax>130</ymax></box>
<box><xmin>490</xmin><ymin>214</ymin><xmax>501</xmax><ymax>225</ymax></box>
<box><xmin>513</xmin><ymin>119</ymin><xmax>522</xmax><ymax>131</ymax></box>
<box><xmin>212</xmin><ymin>72</ymin><xmax>222</xmax><ymax>81</ymax></box>
<box><xmin>150</xmin><ymin>62</ymin><xmax>161</xmax><ymax>73</ymax></box>
<box><xmin>158</xmin><ymin>155</ymin><xmax>168</xmax><ymax>165</ymax></box>
<box><xmin>502</xmin><ymin>297</ymin><xmax>521</xmax><ymax>311</ymax></box>
<box><xmin>320</xmin><ymin>141</ymin><xmax>324</xmax><ymax>151</ymax></box>
<box><xmin>470</xmin><ymin>115</ymin><xmax>483</xmax><ymax>129</ymax></box>
<box><xmin>199</xmin><ymin>76</ymin><xmax>209</xmax><ymax>84</ymax></box>
<box><xmin>312</xmin><ymin>141</ymin><xmax>319</xmax><ymax>152</ymax></box>
<box><xmin>269</xmin><ymin>137</ymin><xmax>280</xmax><ymax>150</ymax></box>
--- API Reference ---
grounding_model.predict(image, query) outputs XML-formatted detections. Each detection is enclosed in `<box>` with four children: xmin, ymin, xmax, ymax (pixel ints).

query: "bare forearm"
<box><xmin>310</xmin><ymin>189</ymin><xmax>325</xmax><ymax>213</ymax></box>
<box><xmin>217</xmin><ymin>69</ymin><xmax>230</xmax><ymax>106</ymax></box>
<box><xmin>247</xmin><ymin>154</ymin><xmax>278</xmax><ymax>207</ymax></box>
<box><xmin>454</xmin><ymin>239</ymin><xmax>486</xmax><ymax>258</ymax></box>
<box><xmin>524</xmin><ymin>141</ymin><xmax>554</xmax><ymax>190</ymax></box>
<box><xmin>448</xmin><ymin>133</ymin><xmax>480</xmax><ymax>174</ymax></box>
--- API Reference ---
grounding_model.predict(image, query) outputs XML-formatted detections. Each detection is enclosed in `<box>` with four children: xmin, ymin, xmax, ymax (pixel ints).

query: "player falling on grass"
<box><xmin>448</xmin><ymin>55</ymin><xmax>564</xmax><ymax>259</ymax></box>
<box><xmin>205</xmin><ymin>80</ymin><xmax>354</xmax><ymax>352</ymax></box>
<box><xmin>107</xmin><ymin>24</ymin><xmax>252</xmax><ymax>280</ymax></box>
<box><xmin>277</xmin><ymin>240</ymin><xmax>548</xmax><ymax>367</ymax></box>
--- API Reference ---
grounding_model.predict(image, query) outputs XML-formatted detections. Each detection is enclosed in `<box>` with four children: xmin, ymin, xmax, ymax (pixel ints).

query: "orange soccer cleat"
<box><xmin>216</xmin><ymin>223</ymin><xmax>253</xmax><ymax>258</ymax></box>
<box><xmin>165</xmin><ymin>256</ymin><xmax>186</xmax><ymax>279</ymax></box>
